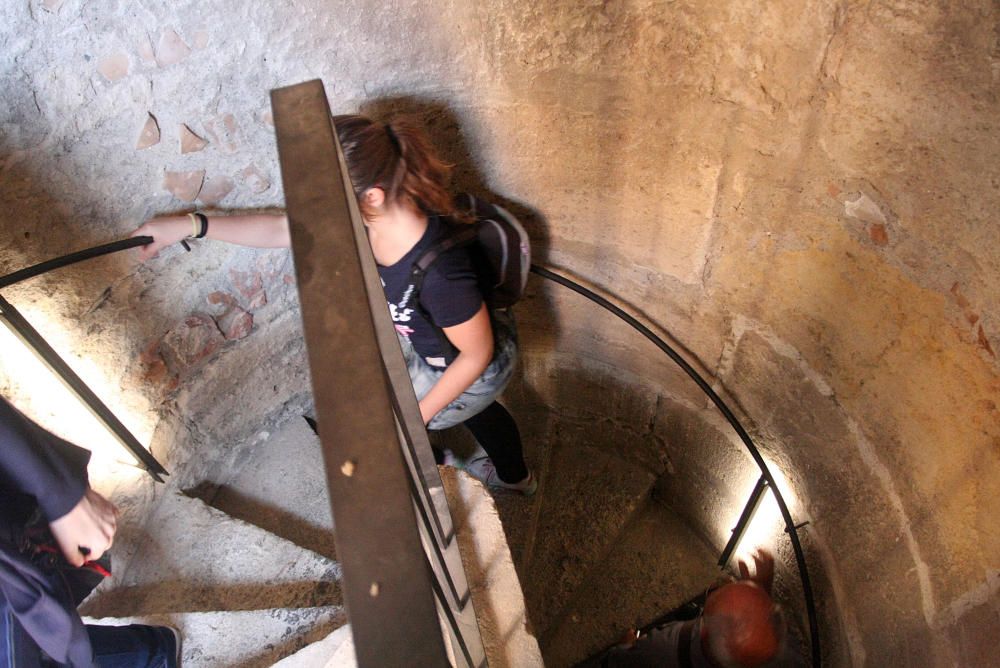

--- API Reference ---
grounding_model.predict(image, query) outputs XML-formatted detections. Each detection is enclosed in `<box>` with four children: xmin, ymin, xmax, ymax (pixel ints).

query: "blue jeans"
<box><xmin>1</xmin><ymin>601</ymin><xmax>176</xmax><ymax>668</ymax></box>
<box><xmin>401</xmin><ymin>310</ymin><xmax>519</xmax><ymax>430</ymax></box>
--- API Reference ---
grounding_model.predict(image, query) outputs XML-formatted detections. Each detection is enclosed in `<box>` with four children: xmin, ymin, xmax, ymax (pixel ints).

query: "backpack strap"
<box><xmin>409</xmin><ymin>223</ymin><xmax>479</xmax><ymax>366</ymax></box>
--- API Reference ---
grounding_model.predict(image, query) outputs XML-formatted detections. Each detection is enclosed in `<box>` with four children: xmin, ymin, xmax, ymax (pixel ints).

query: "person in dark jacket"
<box><xmin>0</xmin><ymin>397</ymin><xmax>180</xmax><ymax>667</ymax></box>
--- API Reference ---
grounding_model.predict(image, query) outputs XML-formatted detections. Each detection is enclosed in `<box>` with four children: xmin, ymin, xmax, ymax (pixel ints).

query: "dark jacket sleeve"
<box><xmin>0</xmin><ymin>398</ymin><xmax>91</xmax><ymax>522</ymax></box>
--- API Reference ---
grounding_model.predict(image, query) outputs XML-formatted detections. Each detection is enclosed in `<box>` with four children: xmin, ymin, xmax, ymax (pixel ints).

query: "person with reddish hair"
<box><xmin>132</xmin><ymin>114</ymin><xmax>536</xmax><ymax>494</ymax></box>
<box><xmin>579</xmin><ymin>550</ymin><xmax>804</xmax><ymax>667</ymax></box>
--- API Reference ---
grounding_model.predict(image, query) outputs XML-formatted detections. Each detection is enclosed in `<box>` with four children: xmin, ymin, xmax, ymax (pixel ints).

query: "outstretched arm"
<box><xmin>131</xmin><ymin>212</ymin><xmax>290</xmax><ymax>260</ymax></box>
<box><xmin>418</xmin><ymin>303</ymin><xmax>494</xmax><ymax>424</ymax></box>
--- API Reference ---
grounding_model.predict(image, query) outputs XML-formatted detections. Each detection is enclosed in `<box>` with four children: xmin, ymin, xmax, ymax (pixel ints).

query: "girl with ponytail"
<box><xmin>132</xmin><ymin>115</ymin><xmax>536</xmax><ymax>494</ymax></box>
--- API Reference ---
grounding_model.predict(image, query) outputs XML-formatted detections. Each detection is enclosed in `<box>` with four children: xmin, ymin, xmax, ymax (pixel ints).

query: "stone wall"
<box><xmin>2</xmin><ymin>1</ymin><xmax>997</xmax><ymax>665</ymax></box>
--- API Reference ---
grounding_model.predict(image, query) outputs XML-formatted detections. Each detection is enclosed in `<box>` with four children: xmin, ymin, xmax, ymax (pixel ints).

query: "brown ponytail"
<box><xmin>332</xmin><ymin>114</ymin><xmax>463</xmax><ymax>221</ymax></box>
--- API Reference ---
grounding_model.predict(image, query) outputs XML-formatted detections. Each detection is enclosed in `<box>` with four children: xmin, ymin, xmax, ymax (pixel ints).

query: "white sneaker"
<box><xmin>464</xmin><ymin>446</ymin><xmax>538</xmax><ymax>496</ymax></box>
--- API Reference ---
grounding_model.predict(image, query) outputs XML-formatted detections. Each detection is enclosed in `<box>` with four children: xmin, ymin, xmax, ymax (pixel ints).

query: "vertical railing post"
<box><xmin>272</xmin><ymin>79</ymin><xmax>480</xmax><ymax>667</ymax></box>
<box><xmin>718</xmin><ymin>475</ymin><xmax>770</xmax><ymax>569</ymax></box>
<box><xmin>0</xmin><ymin>293</ymin><xmax>167</xmax><ymax>481</ymax></box>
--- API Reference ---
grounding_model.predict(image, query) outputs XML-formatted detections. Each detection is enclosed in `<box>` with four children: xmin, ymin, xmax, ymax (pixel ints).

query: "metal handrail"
<box><xmin>0</xmin><ymin>97</ymin><xmax>820</xmax><ymax>666</ymax></box>
<box><xmin>0</xmin><ymin>236</ymin><xmax>168</xmax><ymax>480</ymax></box>
<box><xmin>530</xmin><ymin>264</ymin><xmax>820</xmax><ymax>667</ymax></box>
<box><xmin>272</xmin><ymin>79</ymin><xmax>485</xmax><ymax>667</ymax></box>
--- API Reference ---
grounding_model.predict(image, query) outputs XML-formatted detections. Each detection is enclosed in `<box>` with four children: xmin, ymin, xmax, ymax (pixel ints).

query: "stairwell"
<box><xmin>73</xmin><ymin>369</ymin><xmax>727</xmax><ymax>668</ymax></box>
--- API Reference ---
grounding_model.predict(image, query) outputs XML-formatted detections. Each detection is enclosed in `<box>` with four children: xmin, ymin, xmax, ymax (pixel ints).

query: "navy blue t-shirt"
<box><xmin>378</xmin><ymin>215</ymin><xmax>483</xmax><ymax>363</ymax></box>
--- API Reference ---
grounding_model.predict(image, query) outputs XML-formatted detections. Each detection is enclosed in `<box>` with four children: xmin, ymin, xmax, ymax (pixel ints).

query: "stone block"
<box><xmin>84</xmin><ymin>607</ymin><xmax>345</xmax><ymax>668</ymax></box>
<box><xmin>135</xmin><ymin>113</ymin><xmax>160</xmax><ymax>150</ymax></box>
<box><xmin>155</xmin><ymin>29</ymin><xmax>190</xmax><ymax>67</ymax></box>
<box><xmin>543</xmin><ymin>503</ymin><xmax>720</xmax><ymax>666</ymax></box>
<box><xmin>80</xmin><ymin>491</ymin><xmax>342</xmax><ymax>617</ymax></box>
<box><xmin>271</xmin><ymin>624</ymin><xmax>356</xmax><ymax>668</ymax></box>
<box><xmin>97</xmin><ymin>52</ymin><xmax>129</xmax><ymax>82</ymax></box>
<box><xmin>198</xmin><ymin>176</ymin><xmax>234</xmax><ymax>206</ymax></box>
<box><xmin>162</xmin><ymin>170</ymin><xmax>205</xmax><ymax>202</ymax></box>
<box><xmin>179</xmin><ymin>124</ymin><xmax>208</xmax><ymax>153</ymax></box>
<box><xmin>524</xmin><ymin>441</ymin><xmax>655</xmax><ymax>638</ymax></box>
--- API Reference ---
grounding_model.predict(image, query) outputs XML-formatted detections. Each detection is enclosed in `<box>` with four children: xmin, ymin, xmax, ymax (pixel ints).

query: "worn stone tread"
<box><xmin>203</xmin><ymin>416</ymin><xmax>338</xmax><ymax>561</ymax></box>
<box><xmin>84</xmin><ymin>606</ymin><xmax>346</xmax><ymax>668</ymax></box>
<box><xmin>80</xmin><ymin>491</ymin><xmax>341</xmax><ymax>617</ymax></box>
<box><xmin>269</xmin><ymin>624</ymin><xmax>356</xmax><ymax>668</ymax></box>
<box><xmin>522</xmin><ymin>441</ymin><xmax>657</xmax><ymax>639</ymax></box>
<box><xmin>541</xmin><ymin>500</ymin><xmax>721</xmax><ymax>667</ymax></box>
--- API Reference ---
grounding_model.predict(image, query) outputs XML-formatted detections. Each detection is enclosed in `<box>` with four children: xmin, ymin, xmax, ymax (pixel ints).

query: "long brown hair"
<box><xmin>332</xmin><ymin>114</ymin><xmax>460</xmax><ymax>221</ymax></box>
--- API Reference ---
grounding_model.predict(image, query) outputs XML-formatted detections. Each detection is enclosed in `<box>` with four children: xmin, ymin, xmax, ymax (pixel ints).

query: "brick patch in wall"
<box><xmin>161</xmin><ymin>313</ymin><xmax>224</xmax><ymax>369</ymax></box>
<box><xmin>199</xmin><ymin>176</ymin><xmax>235</xmax><ymax>206</ymax></box>
<box><xmin>240</xmin><ymin>164</ymin><xmax>270</xmax><ymax>193</ymax></box>
<box><xmin>207</xmin><ymin>291</ymin><xmax>254</xmax><ymax>340</ymax></box>
<box><xmin>204</xmin><ymin>113</ymin><xmax>241</xmax><ymax>154</ymax></box>
<box><xmin>136</xmin><ymin>113</ymin><xmax>161</xmax><ymax>150</ymax></box>
<box><xmin>97</xmin><ymin>52</ymin><xmax>130</xmax><ymax>82</ymax></box>
<box><xmin>155</xmin><ymin>29</ymin><xmax>191</xmax><ymax>67</ymax></box>
<box><xmin>180</xmin><ymin>124</ymin><xmax>208</xmax><ymax>153</ymax></box>
<box><xmin>163</xmin><ymin>170</ymin><xmax>205</xmax><ymax>202</ymax></box>
<box><xmin>227</xmin><ymin>270</ymin><xmax>267</xmax><ymax>310</ymax></box>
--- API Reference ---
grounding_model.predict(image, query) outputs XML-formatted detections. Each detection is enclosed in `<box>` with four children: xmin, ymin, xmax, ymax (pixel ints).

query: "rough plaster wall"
<box><xmin>1</xmin><ymin>1</ymin><xmax>998</xmax><ymax>666</ymax></box>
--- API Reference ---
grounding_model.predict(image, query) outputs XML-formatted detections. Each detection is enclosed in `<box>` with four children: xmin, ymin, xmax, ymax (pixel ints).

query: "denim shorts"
<box><xmin>400</xmin><ymin>310</ymin><xmax>518</xmax><ymax>430</ymax></box>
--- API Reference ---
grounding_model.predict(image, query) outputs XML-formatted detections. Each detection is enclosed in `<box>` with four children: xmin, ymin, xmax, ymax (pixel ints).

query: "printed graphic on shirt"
<box><xmin>386</xmin><ymin>278</ymin><xmax>415</xmax><ymax>338</ymax></box>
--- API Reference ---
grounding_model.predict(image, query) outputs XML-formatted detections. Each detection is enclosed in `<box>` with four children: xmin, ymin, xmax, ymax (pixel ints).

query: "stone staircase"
<box><xmin>433</xmin><ymin>407</ymin><xmax>723</xmax><ymax>668</ymax></box>
<box><xmin>78</xmin><ymin>414</ymin><xmax>347</xmax><ymax>667</ymax></box>
<box><xmin>79</xmin><ymin>489</ymin><xmax>346</xmax><ymax>666</ymax></box>
<box><xmin>79</xmin><ymin>399</ymin><xmax>721</xmax><ymax>667</ymax></box>
<box><xmin>503</xmin><ymin>438</ymin><xmax>720</xmax><ymax>667</ymax></box>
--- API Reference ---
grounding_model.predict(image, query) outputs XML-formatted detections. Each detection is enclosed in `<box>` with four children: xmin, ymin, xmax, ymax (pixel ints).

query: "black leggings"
<box><xmin>461</xmin><ymin>401</ymin><xmax>529</xmax><ymax>483</ymax></box>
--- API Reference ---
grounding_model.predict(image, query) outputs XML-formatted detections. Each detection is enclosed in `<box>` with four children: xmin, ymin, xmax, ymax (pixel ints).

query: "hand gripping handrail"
<box><xmin>530</xmin><ymin>264</ymin><xmax>820</xmax><ymax>667</ymax></box>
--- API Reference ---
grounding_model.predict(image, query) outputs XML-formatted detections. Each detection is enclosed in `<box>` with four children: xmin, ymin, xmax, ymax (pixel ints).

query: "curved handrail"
<box><xmin>0</xmin><ymin>236</ymin><xmax>167</xmax><ymax>480</ymax></box>
<box><xmin>0</xmin><ymin>237</ymin><xmax>152</xmax><ymax>289</ymax></box>
<box><xmin>530</xmin><ymin>264</ymin><xmax>821</xmax><ymax>667</ymax></box>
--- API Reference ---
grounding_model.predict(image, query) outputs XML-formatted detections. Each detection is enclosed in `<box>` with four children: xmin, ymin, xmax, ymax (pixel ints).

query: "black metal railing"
<box><xmin>1</xmin><ymin>78</ymin><xmax>820</xmax><ymax>666</ymax></box>
<box><xmin>0</xmin><ymin>236</ymin><xmax>168</xmax><ymax>481</ymax></box>
<box><xmin>0</xmin><ymin>80</ymin><xmax>490</xmax><ymax>668</ymax></box>
<box><xmin>530</xmin><ymin>265</ymin><xmax>820</xmax><ymax>667</ymax></box>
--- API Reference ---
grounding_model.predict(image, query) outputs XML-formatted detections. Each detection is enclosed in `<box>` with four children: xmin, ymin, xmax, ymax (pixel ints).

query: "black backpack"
<box><xmin>409</xmin><ymin>193</ymin><xmax>531</xmax><ymax>361</ymax></box>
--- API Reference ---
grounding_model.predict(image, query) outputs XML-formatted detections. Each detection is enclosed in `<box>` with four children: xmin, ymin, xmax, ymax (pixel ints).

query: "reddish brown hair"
<box><xmin>332</xmin><ymin>114</ymin><xmax>459</xmax><ymax>220</ymax></box>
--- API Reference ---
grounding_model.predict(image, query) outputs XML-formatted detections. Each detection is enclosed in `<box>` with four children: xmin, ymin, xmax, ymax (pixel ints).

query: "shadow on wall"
<box><xmin>0</xmin><ymin>158</ymin><xmax>140</xmax><ymax>315</ymax></box>
<box><xmin>0</xmin><ymin>158</ymin><xmax>157</xmax><ymax>437</ymax></box>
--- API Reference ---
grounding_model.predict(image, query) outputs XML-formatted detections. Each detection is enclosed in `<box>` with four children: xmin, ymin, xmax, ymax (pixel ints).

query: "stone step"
<box><xmin>271</xmin><ymin>468</ymin><xmax>546</xmax><ymax>668</ymax></box>
<box><xmin>84</xmin><ymin>606</ymin><xmax>346</xmax><ymax>668</ymax></box>
<box><xmin>541</xmin><ymin>500</ymin><xmax>722</xmax><ymax>666</ymax></box>
<box><xmin>269</xmin><ymin>624</ymin><xmax>356</xmax><ymax>668</ymax></box>
<box><xmin>80</xmin><ymin>490</ymin><xmax>341</xmax><ymax>617</ymax></box>
<box><xmin>521</xmin><ymin>440</ymin><xmax>657</xmax><ymax>639</ymax></box>
<box><xmin>194</xmin><ymin>415</ymin><xmax>337</xmax><ymax>561</ymax></box>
